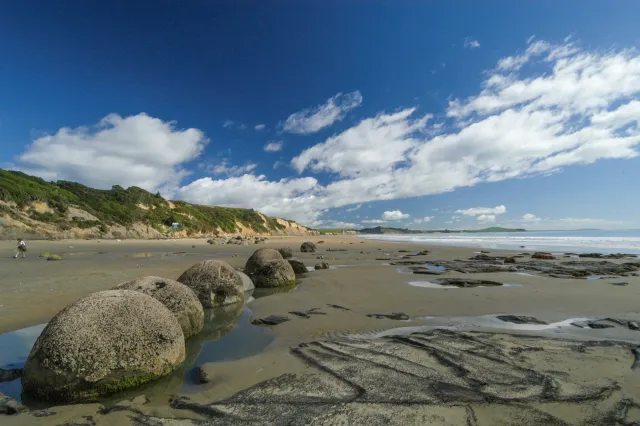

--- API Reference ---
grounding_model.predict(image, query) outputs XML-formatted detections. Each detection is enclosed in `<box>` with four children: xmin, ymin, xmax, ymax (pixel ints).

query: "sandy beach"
<box><xmin>2</xmin><ymin>235</ymin><xmax>640</xmax><ymax>424</ymax></box>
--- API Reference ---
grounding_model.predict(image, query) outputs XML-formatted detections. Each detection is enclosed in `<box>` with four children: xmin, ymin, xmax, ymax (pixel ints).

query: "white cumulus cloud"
<box><xmin>477</xmin><ymin>214</ymin><xmax>496</xmax><ymax>224</ymax></box>
<box><xmin>263</xmin><ymin>141</ymin><xmax>283</xmax><ymax>152</ymax></box>
<box><xmin>255</xmin><ymin>124</ymin><xmax>266</xmax><ymax>131</ymax></box>
<box><xmin>282</xmin><ymin>91</ymin><xmax>363</xmax><ymax>134</ymax></box>
<box><xmin>382</xmin><ymin>210</ymin><xmax>410</xmax><ymax>221</ymax></box>
<box><xmin>456</xmin><ymin>206</ymin><xmax>506</xmax><ymax>216</ymax></box>
<box><xmin>18</xmin><ymin>113</ymin><xmax>207</xmax><ymax>193</ymax></box>
<box><xmin>522</xmin><ymin>213</ymin><xmax>541</xmax><ymax>222</ymax></box>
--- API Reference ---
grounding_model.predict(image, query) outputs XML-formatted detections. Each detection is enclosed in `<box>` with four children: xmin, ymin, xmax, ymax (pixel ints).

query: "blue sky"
<box><xmin>2</xmin><ymin>1</ymin><xmax>640</xmax><ymax>230</ymax></box>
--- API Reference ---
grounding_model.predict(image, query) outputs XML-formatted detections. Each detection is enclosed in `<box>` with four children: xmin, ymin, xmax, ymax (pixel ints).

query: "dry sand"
<box><xmin>2</xmin><ymin>235</ymin><xmax>640</xmax><ymax>424</ymax></box>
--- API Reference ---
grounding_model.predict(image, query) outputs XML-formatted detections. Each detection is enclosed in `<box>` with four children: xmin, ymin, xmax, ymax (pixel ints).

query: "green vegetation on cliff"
<box><xmin>0</xmin><ymin>169</ymin><xmax>289</xmax><ymax>235</ymax></box>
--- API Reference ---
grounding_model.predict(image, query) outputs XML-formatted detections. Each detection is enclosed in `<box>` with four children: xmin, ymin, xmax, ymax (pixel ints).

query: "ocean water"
<box><xmin>359</xmin><ymin>229</ymin><xmax>640</xmax><ymax>254</ymax></box>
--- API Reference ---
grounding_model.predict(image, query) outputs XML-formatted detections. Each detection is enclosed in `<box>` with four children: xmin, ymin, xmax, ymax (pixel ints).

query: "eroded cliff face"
<box><xmin>0</xmin><ymin>201</ymin><xmax>319</xmax><ymax>240</ymax></box>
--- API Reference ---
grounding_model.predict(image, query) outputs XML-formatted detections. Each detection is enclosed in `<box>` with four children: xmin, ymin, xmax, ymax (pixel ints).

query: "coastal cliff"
<box><xmin>0</xmin><ymin>170</ymin><xmax>317</xmax><ymax>240</ymax></box>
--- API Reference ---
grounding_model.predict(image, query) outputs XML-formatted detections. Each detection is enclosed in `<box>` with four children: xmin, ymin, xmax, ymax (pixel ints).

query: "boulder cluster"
<box><xmin>20</xmin><ymin>245</ymin><xmax>299</xmax><ymax>404</ymax></box>
<box><xmin>207</xmin><ymin>236</ymin><xmax>269</xmax><ymax>245</ymax></box>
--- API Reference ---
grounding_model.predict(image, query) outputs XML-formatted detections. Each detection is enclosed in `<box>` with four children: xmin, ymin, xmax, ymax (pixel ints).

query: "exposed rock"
<box><xmin>612</xmin><ymin>282</ymin><xmax>629</xmax><ymax>286</ymax></box>
<box><xmin>317</xmin><ymin>240</ymin><xmax>325</xmax><ymax>244</ymax></box>
<box><xmin>367</xmin><ymin>312</ymin><xmax>410</xmax><ymax>320</ymax></box>
<box><xmin>178</xmin><ymin>260</ymin><xmax>244</xmax><ymax>308</ymax></box>
<box><xmin>398</xmin><ymin>250</ymin><xmax>410</xmax><ymax>253</ymax></box>
<box><xmin>572</xmin><ymin>320</ymin><xmax>615</xmax><ymax>330</ymax></box>
<box><xmin>44</xmin><ymin>329</ymin><xmax>640</xmax><ymax>425</ymax></box>
<box><xmin>46</xmin><ymin>254</ymin><xmax>62</xmax><ymax>261</ymax></box>
<box><xmin>251</xmin><ymin>315</ymin><xmax>290</xmax><ymax>325</ymax></box>
<box><xmin>419</xmin><ymin>256</ymin><xmax>640</xmax><ymax>279</ymax></box>
<box><xmin>411</xmin><ymin>269</ymin><xmax>445</xmax><ymax>275</ymax></box>
<box><xmin>432</xmin><ymin>278</ymin><xmax>503</xmax><ymax>288</ymax></box>
<box><xmin>579</xmin><ymin>252</ymin><xmax>638</xmax><ymax>259</ymax></box>
<box><xmin>22</xmin><ymin>290</ymin><xmax>185</xmax><ymax>403</ymax></box>
<box><xmin>277</xmin><ymin>247</ymin><xmax>293</xmax><ymax>259</ymax></box>
<box><xmin>417</xmin><ymin>250</ymin><xmax>430</xmax><ymax>255</ymax></box>
<box><xmin>327</xmin><ymin>304</ymin><xmax>350</xmax><ymax>310</ymax></box>
<box><xmin>316</xmin><ymin>255</ymin><xmax>324</xmax><ymax>259</ymax></box>
<box><xmin>314</xmin><ymin>262</ymin><xmax>330</xmax><ymax>270</ymax></box>
<box><xmin>504</xmin><ymin>257</ymin><xmax>516</xmax><ymax>264</ymax></box>
<box><xmin>497</xmin><ymin>315</ymin><xmax>548</xmax><ymax>325</ymax></box>
<box><xmin>237</xmin><ymin>271</ymin><xmax>255</xmax><ymax>292</ymax></box>
<box><xmin>301</xmin><ymin>242</ymin><xmax>317</xmax><ymax>253</ymax></box>
<box><xmin>0</xmin><ymin>368</ymin><xmax>22</xmax><ymax>383</ymax></box>
<box><xmin>480</xmin><ymin>250</ymin><xmax>491</xmax><ymax>253</ymax></box>
<box><xmin>289</xmin><ymin>309</ymin><xmax>327</xmax><ymax>319</ymax></box>
<box><xmin>244</xmin><ymin>248</ymin><xmax>284</xmax><ymax>276</ymax></box>
<box><xmin>0</xmin><ymin>392</ymin><xmax>24</xmax><ymax>415</ymax></box>
<box><xmin>114</xmin><ymin>276</ymin><xmax>204</xmax><ymax>339</ymax></box>
<box><xmin>195</xmin><ymin>365</ymin><xmax>213</xmax><ymax>384</ymax></box>
<box><xmin>252</xmin><ymin>259</ymin><xmax>296</xmax><ymax>288</ymax></box>
<box><xmin>327</xmin><ymin>248</ymin><xmax>347</xmax><ymax>252</ymax></box>
<box><xmin>532</xmin><ymin>252</ymin><xmax>555</xmax><ymax>260</ymax></box>
<box><xmin>287</xmin><ymin>259</ymin><xmax>308</xmax><ymax>274</ymax></box>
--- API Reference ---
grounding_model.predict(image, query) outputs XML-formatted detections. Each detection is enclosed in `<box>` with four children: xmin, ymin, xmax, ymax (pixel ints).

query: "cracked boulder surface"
<box><xmin>52</xmin><ymin>329</ymin><xmax>640</xmax><ymax>425</ymax></box>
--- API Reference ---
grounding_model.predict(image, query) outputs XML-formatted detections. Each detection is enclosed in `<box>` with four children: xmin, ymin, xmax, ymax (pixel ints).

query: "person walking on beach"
<box><xmin>14</xmin><ymin>238</ymin><xmax>27</xmax><ymax>259</ymax></box>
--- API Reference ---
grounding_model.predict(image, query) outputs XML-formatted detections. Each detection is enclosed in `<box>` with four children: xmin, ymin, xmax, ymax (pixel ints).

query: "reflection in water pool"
<box><xmin>0</xmin><ymin>290</ymin><xmax>275</xmax><ymax>407</ymax></box>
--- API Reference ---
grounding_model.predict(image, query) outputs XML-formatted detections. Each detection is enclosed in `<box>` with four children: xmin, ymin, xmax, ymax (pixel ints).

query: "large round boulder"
<box><xmin>177</xmin><ymin>260</ymin><xmax>244</xmax><ymax>308</ymax></box>
<box><xmin>237</xmin><ymin>271</ymin><xmax>255</xmax><ymax>291</ymax></box>
<box><xmin>114</xmin><ymin>276</ymin><xmax>204</xmax><ymax>339</ymax></box>
<box><xmin>22</xmin><ymin>290</ymin><xmax>185</xmax><ymax>403</ymax></box>
<box><xmin>253</xmin><ymin>259</ymin><xmax>296</xmax><ymax>288</ymax></box>
<box><xmin>244</xmin><ymin>248</ymin><xmax>284</xmax><ymax>276</ymax></box>
<box><xmin>301</xmin><ymin>242</ymin><xmax>317</xmax><ymax>253</ymax></box>
<box><xmin>277</xmin><ymin>247</ymin><xmax>293</xmax><ymax>259</ymax></box>
<box><xmin>288</xmin><ymin>259</ymin><xmax>308</xmax><ymax>274</ymax></box>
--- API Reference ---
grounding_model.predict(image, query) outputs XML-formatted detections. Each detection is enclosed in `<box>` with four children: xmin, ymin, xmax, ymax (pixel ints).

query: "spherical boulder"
<box><xmin>22</xmin><ymin>290</ymin><xmax>185</xmax><ymax>403</ymax></box>
<box><xmin>244</xmin><ymin>248</ymin><xmax>284</xmax><ymax>276</ymax></box>
<box><xmin>237</xmin><ymin>271</ymin><xmax>255</xmax><ymax>291</ymax></box>
<box><xmin>301</xmin><ymin>242</ymin><xmax>317</xmax><ymax>253</ymax></box>
<box><xmin>253</xmin><ymin>259</ymin><xmax>296</xmax><ymax>288</ymax></box>
<box><xmin>177</xmin><ymin>260</ymin><xmax>244</xmax><ymax>308</ymax></box>
<box><xmin>278</xmin><ymin>247</ymin><xmax>293</xmax><ymax>259</ymax></box>
<box><xmin>288</xmin><ymin>259</ymin><xmax>308</xmax><ymax>274</ymax></box>
<box><xmin>315</xmin><ymin>261</ymin><xmax>330</xmax><ymax>270</ymax></box>
<box><xmin>114</xmin><ymin>276</ymin><xmax>204</xmax><ymax>339</ymax></box>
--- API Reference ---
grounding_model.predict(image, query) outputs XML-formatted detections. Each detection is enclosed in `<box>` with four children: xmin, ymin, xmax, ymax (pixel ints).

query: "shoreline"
<box><xmin>2</xmin><ymin>235</ymin><xmax>640</xmax><ymax>424</ymax></box>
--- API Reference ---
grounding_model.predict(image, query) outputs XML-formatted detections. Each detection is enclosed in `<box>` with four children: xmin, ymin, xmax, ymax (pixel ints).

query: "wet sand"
<box><xmin>2</xmin><ymin>236</ymin><xmax>640</xmax><ymax>424</ymax></box>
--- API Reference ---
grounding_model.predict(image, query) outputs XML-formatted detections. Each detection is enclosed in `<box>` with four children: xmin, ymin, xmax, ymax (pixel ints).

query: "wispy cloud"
<box><xmin>346</xmin><ymin>204</ymin><xmax>362</xmax><ymax>212</ymax></box>
<box><xmin>263</xmin><ymin>141</ymin><xmax>283</xmax><ymax>152</ymax></box>
<box><xmin>456</xmin><ymin>206</ymin><xmax>506</xmax><ymax>216</ymax></box>
<box><xmin>206</xmin><ymin>160</ymin><xmax>257</xmax><ymax>177</ymax></box>
<box><xmin>282</xmin><ymin>91</ymin><xmax>363</xmax><ymax>134</ymax></box>
<box><xmin>255</xmin><ymin>124</ymin><xmax>266</xmax><ymax>131</ymax></box>
<box><xmin>361</xmin><ymin>219</ymin><xmax>386</xmax><ymax>224</ymax></box>
<box><xmin>464</xmin><ymin>37</ymin><xmax>481</xmax><ymax>49</ymax></box>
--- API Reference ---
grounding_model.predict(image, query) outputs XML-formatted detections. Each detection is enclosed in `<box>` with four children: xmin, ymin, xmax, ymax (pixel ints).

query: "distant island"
<box><xmin>358</xmin><ymin>226</ymin><xmax>526</xmax><ymax>234</ymax></box>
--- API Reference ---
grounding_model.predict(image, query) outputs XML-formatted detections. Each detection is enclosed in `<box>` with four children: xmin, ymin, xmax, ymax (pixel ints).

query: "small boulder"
<box><xmin>114</xmin><ymin>276</ymin><xmax>204</xmax><ymax>339</ymax></box>
<box><xmin>277</xmin><ymin>247</ymin><xmax>293</xmax><ymax>259</ymax></box>
<box><xmin>315</xmin><ymin>262</ymin><xmax>330</xmax><ymax>270</ymax></box>
<box><xmin>288</xmin><ymin>259</ymin><xmax>308</xmax><ymax>274</ymax></box>
<box><xmin>367</xmin><ymin>313</ymin><xmax>410</xmax><ymax>320</ymax></box>
<box><xmin>253</xmin><ymin>259</ymin><xmax>296</xmax><ymax>288</ymax></box>
<box><xmin>244</xmin><ymin>248</ymin><xmax>284</xmax><ymax>276</ymax></box>
<box><xmin>0</xmin><ymin>392</ymin><xmax>24</xmax><ymax>415</ymax></box>
<box><xmin>0</xmin><ymin>368</ymin><xmax>22</xmax><ymax>383</ymax></box>
<box><xmin>178</xmin><ymin>260</ymin><xmax>244</xmax><ymax>308</ymax></box>
<box><xmin>22</xmin><ymin>290</ymin><xmax>185</xmax><ymax>403</ymax></box>
<box><xmin>251</xmin><ymin>315</ymin><xmax>290</xmax><ymax>325</ymax></box>
<box><xmin>532</xmin><ymin>252</ymin><xmax>555</xmax><ymax>260</ymax></box>
<box><xmin>497</xmin><ymin>315</ymin><xmax>547</xmax><ymax>325</ymax></box>
<box><xmin>317</xmin><ymin>255</ymin><xmax>324</xmax><ymax>259</ymax></box>
<box><xmin>504</xmin><ymin>257</ymin><xmax>517</xmax><ymax>264</ymax></box>
<box><xmin>237</xmin><ymin>271</ymin><xmax>255</xmax><ymax>291</ymax></box>
<box><xmin>301</xmin><ymin>242</ymin><xmax>317</xmax><ymax>253</ymax></box>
